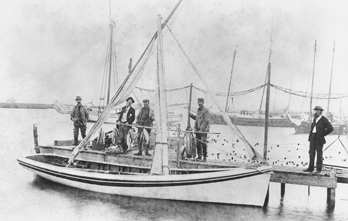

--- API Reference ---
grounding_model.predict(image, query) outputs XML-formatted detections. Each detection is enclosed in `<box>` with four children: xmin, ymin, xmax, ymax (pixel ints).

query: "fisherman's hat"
<box><xmin>314</xmin><ymin>106</ymin><xmax>324</xmax><ymax>111</ymax></box>
<box><xmin>126</xmin><ymin>97</ymin><xmax>135</xmax><ymax>103</ymax></box>
<box><xmin>75</xmin><ymin>96</ymin><xmax>82</xmax><ymax>100</ymax></box>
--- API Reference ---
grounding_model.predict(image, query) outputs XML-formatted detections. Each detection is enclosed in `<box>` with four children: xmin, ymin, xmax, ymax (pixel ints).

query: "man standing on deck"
<box><xmin>135</xmin><ymin>99</ymin><xmax>155</xmax><ymax>156</ymax></box>
<box><xmin>193</xmin><ymin>98</ymin><xmax>210</xmax><ymax>162</ymax></box>
<box><xmin>303</xmin><ymin>106</ymin><xmax>333</xmax><ymax>173</ymax></box>
<box><xmin>70</xmin><ymin>96</ymin><xmax>89</xmax><ymax>146</ymax></box>
<box><xmin>117</xmin><ymin>97</ymin><xmax>135</xmax><ymax>153</ymax></box>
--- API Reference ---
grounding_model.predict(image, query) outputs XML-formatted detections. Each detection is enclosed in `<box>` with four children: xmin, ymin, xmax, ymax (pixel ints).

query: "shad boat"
<box><xmin>18</xmin><ymin>0</ymin><xmax>271</xmax><ymax>207</ymax></box>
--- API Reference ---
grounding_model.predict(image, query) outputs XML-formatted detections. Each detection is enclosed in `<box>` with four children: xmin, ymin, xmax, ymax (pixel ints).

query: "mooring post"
<box><xmin>33</xmin><ymin>124</ymin><xmax>40</xmax><ymax>153</ymax></box>
<box><xmin>281</xmin><ymin>183</ymin><xmax>286</xmax><ymax>197</ymax></box>
<box><xmin>327</xmin><ymin>188</ymin><xmax>336</xmax><ymax>207</ymax></box>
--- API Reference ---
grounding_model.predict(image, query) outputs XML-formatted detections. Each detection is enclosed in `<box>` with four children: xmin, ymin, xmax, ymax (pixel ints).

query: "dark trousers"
<box><xmin>119</xmin><ymin>125</ymin><xmax>131</xmax><ymax>152</ymax></box>
<box><xmin>138</xmin><ymin>128</ymin><xmax>151</xmax><ymax>152</ymax></box>
<box><xmin>308</xmin><ymin>135</ymin><xmax>324</xmax><ymax>171</ymax></box>
<box><xmin>196</xmin><ymin>133</ymin><xmax>207</xmax><ymax>158</ymax></box>
<box><xmin>73</xmin><ymin>124</ymin><xmax>86</xmax><ymax>145</ymax></box>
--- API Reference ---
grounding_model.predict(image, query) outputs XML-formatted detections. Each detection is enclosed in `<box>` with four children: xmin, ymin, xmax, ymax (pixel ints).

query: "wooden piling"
<box><xmin>281</xmin><ymin>183</ymin><xmax>285</xmax><ymax>196</ymax></box>
<box><xmin>308</xmin><ymin>186</ymin><xmax>310</xmax><ymax>196</ymax></box>
<box><xmin>327</xmin><ymin>188</ymin><xmax>335</xmax><ymax>207</ymax></box>
<box><xmin>263</xmin><ymin>185</ymin><xmax>270</xmax><ymax>207</ymax></box>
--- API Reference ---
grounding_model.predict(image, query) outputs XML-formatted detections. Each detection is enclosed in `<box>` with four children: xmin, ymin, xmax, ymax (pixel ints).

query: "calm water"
<box><xmin>0</xmin><ymin>109</ymin><xmax>347</xmax><ymax>221</ymax></box>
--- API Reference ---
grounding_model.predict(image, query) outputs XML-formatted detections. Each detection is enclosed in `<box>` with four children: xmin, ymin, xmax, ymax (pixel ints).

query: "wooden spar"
<box><xmin>186</xmin><ymin>83</ymin><xmax>193</xmax><ymax>130</ymax></box>
<box><xmin>106</xmin><ymin>22</ymin><xmax>114</xmax><ymax>105</ymax></box>
<box><xmin>176</xmin><ymin>124</ymin><xmax>181</xmax><ymax>168</ymax></box>
<box><xmin>263</xmin><ymin>63</ymin><xmax>271</xmax><ymax>160</ymax></box>
<box><xmin>128</xmin><ymin>58</ymin><xmax>133</xmax><ymax>73</ymax></box>
<box><xmin>225</xmin><ymin>50</ymin><xmax>237</xmax><ymax>112</ymax></box>
<box><xmin>327</xmin><ymin>41</ymin><xmax>335</xmax><ymax>114</ymax></box>
<box><xmin>116</xmin><ymin>122</ymin><xmax>220</xmax><ymax>134</ymax></box>
<box><xmin>309</xmin><ymin>40</ymin><xmax>317</xmax><ymax>122</ymax></box>
<box><xmin>153</xmin><ymin>14</ymin><xmax>169</xmax><ymax>175</ymax></box>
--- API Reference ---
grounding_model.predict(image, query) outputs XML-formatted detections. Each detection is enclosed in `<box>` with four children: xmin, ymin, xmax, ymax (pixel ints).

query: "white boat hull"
<box><xmin>18</xmin><ymin>156</ymin><xmax>271</xmax><ymax>206</ymax></box>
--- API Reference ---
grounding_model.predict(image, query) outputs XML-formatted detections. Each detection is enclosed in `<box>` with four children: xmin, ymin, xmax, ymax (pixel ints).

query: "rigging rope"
<box><xmin>271</xmin><ymin>84</ymin><xmax>348</xmax><ymax>99</ymax></box>
<box><xmin>135</xmin><ymin>84</ymin><xmax>265</xmax><ymax>97</ymax></box>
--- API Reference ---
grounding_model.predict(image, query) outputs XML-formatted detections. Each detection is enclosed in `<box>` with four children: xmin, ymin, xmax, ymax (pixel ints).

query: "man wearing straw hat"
<box><xmin>194</xmin><ymin>98</ymin><xmax>210</xmax><ymax>162</ymax></box>
<box><xmin>70</xmin><ymin>96</ymin><xmax>89</xmax><ymax>146</ymax></box>
<box><xmin>117</xmin><ymin>97</ymin><xmax>135</xmax><ymax>153</ymax></box>
<box><xmin>303</xmin><ymin>106</ymin><xmax>333</xmax><ymax>173</ymax></box>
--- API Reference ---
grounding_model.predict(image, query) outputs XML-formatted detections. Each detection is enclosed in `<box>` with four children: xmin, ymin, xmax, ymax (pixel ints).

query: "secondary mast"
<box><xmin>225</xmin><ymin>50</ymin><xmax>237</xmax><ymax>112</ymax></box>
<box><xmin>106</xmin><ymin>20</ymin><xmax>115</xmax><ymax>105</ymax></box>
<box><xmin>309</xmin><ymin>40</ymin><xmax>317</xmax><ymax>122</ymax></box>
<box><xmin>326</xmin><ymin>41</ymin><xmax>335</xmax><ymax>115</ymax></box>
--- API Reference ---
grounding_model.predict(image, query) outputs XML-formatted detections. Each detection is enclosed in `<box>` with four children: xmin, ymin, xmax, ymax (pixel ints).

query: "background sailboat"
<box><xmin>288</xmin><ymin>41</ymin><xmax>347</xmax><ymax>135</ymax></box>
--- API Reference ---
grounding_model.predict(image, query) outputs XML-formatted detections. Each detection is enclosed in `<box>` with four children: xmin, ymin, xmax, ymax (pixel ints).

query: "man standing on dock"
<box><xmin>70</xmin><ymin>96</ymin><xmax>89</xmax><ymax>146</ymax></box>
<box><xmin>303</xmin><ymin>106</ymin><xmax>333</xmax><ymax>173</ymax></box>
<box><xmin>117</xmin><ymin>97</ymin><xmax>135</xmax><ymax>153</ymax></box>
<box><xmin>194</xmin><ymin>98</ymin><xmax>210</xmax><ymax>162</ymax></box>
<box><xmin>135</xmin><ymin>99</ymin><xmax>155</xmax><ymax>156</ymax></box>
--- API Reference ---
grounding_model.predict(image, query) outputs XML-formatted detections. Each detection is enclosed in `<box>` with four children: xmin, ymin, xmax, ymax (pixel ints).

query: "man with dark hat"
<box><xmin>70</xmin><ymin>96</ymin><xmax>89</xmax><ymax>146</ymax></box>
<box><xmin>303</xmin><ymin>106</ymin><xmax>333</xmax><ymax>173</ymax></box>
<box><xmin>117</xmin><ymin>97</ymin><xmax>135</xmax><ymax>153</ymax></box>
<box><xmin>193</xmin><ymin>98</ymin><xmax>210</xmax><ymax>162</ymax></box>
<box><xmin>135</xmin><ymin>99</ymin><xmax>155</xmax><ymax>156</ymax></box>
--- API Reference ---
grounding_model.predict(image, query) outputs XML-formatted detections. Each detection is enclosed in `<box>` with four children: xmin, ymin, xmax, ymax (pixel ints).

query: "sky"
<box><xmin>0</xmin><ymin>0</ymin><xmax>347</xmax><ymax>114</ymax></box>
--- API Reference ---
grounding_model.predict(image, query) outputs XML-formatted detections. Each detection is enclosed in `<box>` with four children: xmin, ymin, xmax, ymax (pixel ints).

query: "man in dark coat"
<box><xmin>135</xmin><ymin>99</ymin><xmax>155</xmax><ymax>156</ymax></box>
<box><xmin>193</xmin><ymin>98</ymin><xmax>210</xmax><ymax>162</ymax></box>
<box><xmin>117</xmin><ymin>97</ymin><xmax>135</xmax><ymax>152</ymax></box>
<box><xmin>303</xmin><ymin>106</ymin><xmax>333</xmax><ymax>173</ymax></box>
<box><xmin>70</xmin><ymin>96</ymin><xmax>89</xmax><ymax>146</ymax></box>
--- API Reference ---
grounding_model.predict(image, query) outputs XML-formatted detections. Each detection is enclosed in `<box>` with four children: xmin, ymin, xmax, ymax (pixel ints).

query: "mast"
<box><xmin>259</xmin><ymin>20</ymin><xmax>273</xmax><ymax>115</ymax></box>
<box><xmin>106</xmin><ymin>22</ymin><xmax>114</xmax><ymax>105</ymax></box>
<box><xmin>327</xmin><ymin>41</ymin><xmax>335</xmax><ymax>115</ymax></box>
<box><xmin>151</xmin><ymin>15</ymin><xmax>169</xmax><ymax>175</ymax></box>
<box><xmin>67</xmin><ymin>1</ymin><xmax>183</xmax><ymax>167</ymax></box>
<box><xmin>225</xmin><ymin>50</ymin><xmax>237</xmax><ymax>112</ymax></box>
<box><xmin>263</xmin><ymin>63</ymin><xmax>271</xmax><ymax>160</ymax></box>
<box><xmin>186</xmin><ymin>83</ymin><xmax>193</xmax><ymax>130</ymax></box>
<box><xmin>309</xmin><ymin>40</ymin><xmax>317</xmax><ymax>122</ymax></box>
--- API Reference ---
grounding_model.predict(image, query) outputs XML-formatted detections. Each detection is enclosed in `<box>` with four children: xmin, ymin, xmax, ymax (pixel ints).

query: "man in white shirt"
<box><xmin>303</xmin><ymin>106</ymin><xmax>333</xmax><ymax>173</ymax></box>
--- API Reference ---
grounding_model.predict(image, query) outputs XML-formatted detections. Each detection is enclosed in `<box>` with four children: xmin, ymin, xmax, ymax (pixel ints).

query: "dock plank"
<box><xmin>271</xmin><ymin>165</ymin><xmax>337</xmax><ymax>188</ymax></box>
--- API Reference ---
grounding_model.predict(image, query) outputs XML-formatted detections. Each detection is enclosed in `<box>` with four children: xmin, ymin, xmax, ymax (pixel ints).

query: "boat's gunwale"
<box><xmin>17</xmin><ymin>154</ymin><xmax>271</xmax><ymax>188</ymax></box>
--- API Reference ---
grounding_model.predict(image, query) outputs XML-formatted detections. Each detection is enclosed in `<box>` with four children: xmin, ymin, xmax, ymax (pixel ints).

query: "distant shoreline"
<box><xmin>0</xmin><ymin>102</ymin><xmax>54</xmax><ymax>109</ymax></box>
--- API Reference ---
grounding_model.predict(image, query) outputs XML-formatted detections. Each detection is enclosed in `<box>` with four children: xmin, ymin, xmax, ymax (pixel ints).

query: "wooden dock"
<box><xmin>270</xmin><ymin>166</ymin><xmax>339</xmax><ymax>207</ymax></box>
